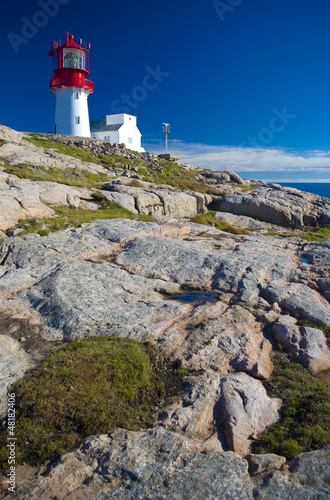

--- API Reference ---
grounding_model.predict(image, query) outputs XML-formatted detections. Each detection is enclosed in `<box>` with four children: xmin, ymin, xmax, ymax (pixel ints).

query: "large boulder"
<box><xmin>273</xmin><ymin>316</ymin><xmax>330</xmax><ymax>384</ymax></box>
<box><xmin>215</xmin><ymin>187</ymin><xmax>329</xmax><ymax>227</ymax></box>
<box><xmin>253</xmin><ymin>446</ymin><xmax>330</xmax><ymax>499</ymax></box>
<box><xmin>219</xmin><ymin>372</ymin><xmax>282</xmax><ymax>456</ymax></box>
<box><xmin>263</xmin><ymin>281</ymin><xmax>330</xmax><ymax>329</ymax></box>
<box><xmin>103</xmin><ymin>181</ymin><xmax>207</xmax><ymax>218</ymax></box>
<box><xmin>0</xmin><ymin>125</ymin><xmax>23</xmax><ymax>145</ymax></box>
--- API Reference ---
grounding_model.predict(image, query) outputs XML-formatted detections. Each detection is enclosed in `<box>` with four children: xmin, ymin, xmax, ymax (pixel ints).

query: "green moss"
<box><xmin>6</xmin><ymin>204</ymin><xmax>153</xmax><ymax>237</ymax></box>
<box><xmin>264</xmin><ymin>230</ymin><xmax>278</xmax><ymax>236</ymax></box>
<box><xmin>190</xmin><ymin>212</ymin><xmax>251</xmax><ymax>235</ymax></box>
<box><xmin>254</xmin><ymin>351</ymin><xmax>330</xmax><ymax>459</ymax></box>
<box><xmin>301</xmin><ymin>225</ymin><xmax>330</xmax><ymax>242</ymax></box>
<box><xmin>0</xmin><ymin>140</ymin><xmax>6</xmax><ymax>147</ymax></box>
<box><xmin>4</xmin><ymin>162</ymin><xmax>110</xmax><ymax>189</ymax></box>
<box><xmin>176</xmin><ymin>367</ymin><xmax>191</xmax><ymax>378</ymax></box>
<box><xmin>0</xmin><ymin>337</ymin><xmax>179</xmax><ymax>468</ymax></box>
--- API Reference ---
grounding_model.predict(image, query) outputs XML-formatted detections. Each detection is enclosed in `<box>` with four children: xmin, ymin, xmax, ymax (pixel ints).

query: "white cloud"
<box><xmin>142</xmin><ymin>138</ymin><xmax>330</xmax><ymax>178</ymax></box>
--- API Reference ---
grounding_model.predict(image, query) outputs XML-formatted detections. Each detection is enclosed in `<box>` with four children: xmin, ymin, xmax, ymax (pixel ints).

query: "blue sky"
<box><xmin>2</xmin><ymin>0</ymin><xmax>330</xmax><ymax>183</ymax></box>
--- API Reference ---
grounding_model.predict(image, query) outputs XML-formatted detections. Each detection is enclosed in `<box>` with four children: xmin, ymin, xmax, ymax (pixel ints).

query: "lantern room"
<box><xmin>49</xmin><ymin>32</ymin><xmax>93</xmax><ymax>93</ymax></box>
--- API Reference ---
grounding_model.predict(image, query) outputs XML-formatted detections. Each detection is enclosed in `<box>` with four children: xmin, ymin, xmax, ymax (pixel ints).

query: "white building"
<box><xmin>90</xmin><ymin>114</ymin><xmax>144</xmax><ymax>152</ymax></box>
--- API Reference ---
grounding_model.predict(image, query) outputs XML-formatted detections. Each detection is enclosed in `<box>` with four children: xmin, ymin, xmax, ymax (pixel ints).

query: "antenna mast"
<box><xmin>162</xmin><ymin>123</ymin><xmax>171</xmax><ymax>154</ymax></box>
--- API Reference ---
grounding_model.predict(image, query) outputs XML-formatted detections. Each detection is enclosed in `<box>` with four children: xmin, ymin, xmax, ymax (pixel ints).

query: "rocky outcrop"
<box><xmin>0</xmin><ymin>140</ymin><xmax>111</xmax><ymax>175</ymax></box>
<box><xmin>7</xmin><ymin>429</ymin><xmax>330</xmax><ymax>500</ymax></box>
<box><xmin>200</xmin><ymin>170</ymin><xmax>245</xmax><ymax>185</ymax></box>
<box><xmin>0</xmin><ymin>219</ymin><xmax>328</xmax><ymax>457</ymax></box>
<box><xmin>0</xmin><ymin>125</ymin><xmax>23</xmax><ymax>145</ymax></box>
<box><xmin>0</xmin><ymin>172</ymin><xmax>100</xmax><ymax>230</ymax></box>
<box><xmin>103</xmin><ymin>179</ymin><xmax>209</xmax><ymax>218</ymax></box>
<box><xmin>0</xmin><ymin>125</ymin><xmax>329</xmax><ymax>498</ymax></box>
<box><xmin>0</xmin><ymin>172</ymin><xmax>55</xmax><ymax>230</ymax></box>
<box><xmin>9</xmin><ymin>428</ymin><xmax>253</xmax><ymax>500</ymax></box>
<box><xmin>214</xmin><ymin>187</ymin><xmax>330</xmax><ymax>227</ymax></box>
<box><xmin>214</xmin><ymin>211</ymin><xmax>269</xmax><ymax>229</ymax></box>
<box><xmin>263</xmin><ymin>282</ymin><xmax>330</xmax><ymax>328</ymax></box>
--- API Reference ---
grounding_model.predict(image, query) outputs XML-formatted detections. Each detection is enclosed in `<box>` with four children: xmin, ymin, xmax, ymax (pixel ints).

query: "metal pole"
<box><xmin>162</xmin><ymin>123</ymin><xmax>170</xmax><ymax>154</ymax></box>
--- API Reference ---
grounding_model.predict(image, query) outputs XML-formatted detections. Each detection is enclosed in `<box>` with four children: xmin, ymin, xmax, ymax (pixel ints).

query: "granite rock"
<box><xmin>219</xmin><ymin>373</ymin><xmax>282</xmax><ymax>457</ymax></box>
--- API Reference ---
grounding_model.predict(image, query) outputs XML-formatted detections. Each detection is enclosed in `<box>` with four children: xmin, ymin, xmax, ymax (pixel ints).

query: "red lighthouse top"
<box><xmin>49</xmin><ymin>32</ymin><xmax>93</xmax><ymax>94</ymax></box>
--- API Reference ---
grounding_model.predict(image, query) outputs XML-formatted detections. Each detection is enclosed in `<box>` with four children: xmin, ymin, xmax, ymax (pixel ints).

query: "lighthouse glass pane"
<box><xmin>63</xmin><ymin>49</ymin><xmax>85</xmax><ymax>69</ymax></box>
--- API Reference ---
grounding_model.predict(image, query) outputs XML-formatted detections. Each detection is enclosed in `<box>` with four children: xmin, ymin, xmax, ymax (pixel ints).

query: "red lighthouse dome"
<box><xmin>49</xmin><ymin>32</ymin><xmax>93</xmax><ymax>94</ymax></box>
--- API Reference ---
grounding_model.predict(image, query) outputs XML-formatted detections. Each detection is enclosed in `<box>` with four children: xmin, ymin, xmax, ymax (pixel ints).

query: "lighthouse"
<box><xmin>49</xmin><ymin>32</ymin><xmax>93</xmax><ymax>137</ymax></box>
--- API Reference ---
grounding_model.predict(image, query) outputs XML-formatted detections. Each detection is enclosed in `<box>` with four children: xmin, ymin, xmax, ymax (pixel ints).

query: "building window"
<box><xmin>75</xmin><ymin>116</ymin><xmax>80</xmax><ymax>125</ymax></box>
<box><xmin>104</xmin><ymin>136</ymin><xmax>110</xmax><ymax>141</ymax></box>
<box><xmin>91</xmin><ymin>134</ymin><xmax>96</xmax><ymax>138</ymax></box>
<box><xmin>128</xmin><ymin>137</ymin><xmax>133</xmax><ymax>144</ymax></box>
<box><xmin>74</xmin><ymin>92</ymin><xmax>79</xmax><ymax>100</ymax></box>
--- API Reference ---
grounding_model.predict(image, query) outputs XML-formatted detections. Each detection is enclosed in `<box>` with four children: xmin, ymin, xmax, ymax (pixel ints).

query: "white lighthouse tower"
<box><xmin>49</xmin><ymin>32</ymin><xmax>93</xmax><ymax>137</ymax></box>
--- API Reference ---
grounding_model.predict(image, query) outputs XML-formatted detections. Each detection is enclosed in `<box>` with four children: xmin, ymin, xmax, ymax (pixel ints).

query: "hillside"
<box><xmin>0</xmin><ymin>125</ymin><xmax>329</xmax><ymax>499</ymax></box>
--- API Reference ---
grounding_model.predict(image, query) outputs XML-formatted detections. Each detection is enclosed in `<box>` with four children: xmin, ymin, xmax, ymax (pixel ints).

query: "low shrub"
<box><xmin>254</xmin><ymin>351</ymin><xmax>330</xmax><ymax>459</ymax></box>
<box><xmin>0</xmin><ymin>337</ymin><xmax>182</xmax><ymax>469</ymax></box>
<box><xmin>6</xmin><ymin>204</ymin><xmax>153</xmax><ymax>237</ymax></box>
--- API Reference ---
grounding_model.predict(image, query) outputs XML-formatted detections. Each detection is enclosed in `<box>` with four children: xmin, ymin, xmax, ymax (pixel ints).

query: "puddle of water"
<box><xmin>300</xmin><ymin>256</ymin><xmax>311</xmax><ymax>264</ymax></box>
<box><xmin>167</xmin><ymin>292</ymin><xmax>219</xmax><ymax>305</ymax></box>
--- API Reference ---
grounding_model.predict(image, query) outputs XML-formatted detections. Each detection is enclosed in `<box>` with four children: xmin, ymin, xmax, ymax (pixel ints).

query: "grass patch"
<box><xmin>126</xmin><ymin>179</ymin><xmax>146</xmax><ymax>188</ymax></box>
<box><xmin>176</xmin><ymin>367</ymin><xmax>191</xmax><ymax>378</ymax></box>
<box><xmin>253</xmin><ymin>351</ymin><xmax>330</xmax><ymax>459</ymax></box>
<box><xmin>0</xmin><ymin>337</ymin><xmax>182</xmax><ymax>468</ymax></box>
<box><xmin>231</xmin><ymin>183</ymin><xmax>257</xmax><ymax>192</ymax></box>
<box><xmin>4</xmin><ymin>162</ymin><xmax>111</xmax><ymax>189</ymax></box>
<box><xmin>190</xmin><ymin>212</ymin><xmax>251</xmax><ymax>235</ymax></box>
<box><xmin>300</xmin><ymin>225</ymin><xmax>330</xmax><ymax>242</ymax></box>
<box><xmin>0</xmin><ymin>140</ymin><xmax>6</xmax><ymax>147</ymax></box>
<box><xmin>264</xmin><ymin>230</ymin><xmax>278</xmax><ymax>237</ymax></box>
<box><xmin>264</xmin><ymin>226</ymin><xmax>330</xmax><ymax>241</ymax></box>
<box><xmin>140</xmin><ymin>163</ymin><xmax>225</xmax><ymax>195</ymax></box>
<box><xmin>6</xmin><ymin>203</ymin><xmax>153</xmax><ymax>237</ymax></box>
<box><xmin>297</xmin><ymin>319</ymin><xmax>330</xmax><ymax>338</ymax></box>
<box><xmin>24</xmin><ymin>134</ymin><xmax>148</xmax><ymax>170</ymax></box>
